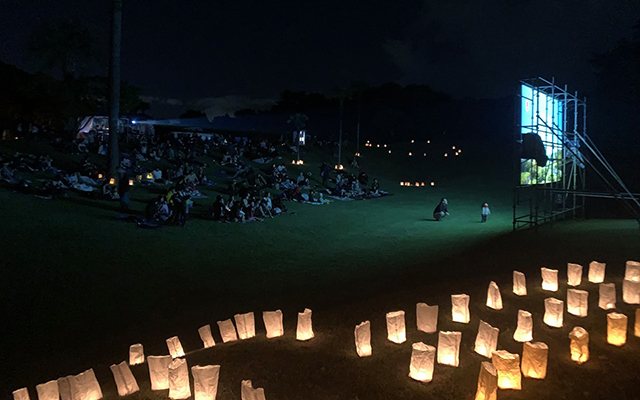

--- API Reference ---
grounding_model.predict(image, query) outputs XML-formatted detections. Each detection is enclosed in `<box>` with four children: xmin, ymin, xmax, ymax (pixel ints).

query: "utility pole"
<box><xmin>107</xmin><ymin>0</ymin><xmax>122</xmax><ymax>180</ymax></box>
<box><xmin>338</xmin><ymin>96</ymin><xmax>344</xmax><ymax>168</ymax></box>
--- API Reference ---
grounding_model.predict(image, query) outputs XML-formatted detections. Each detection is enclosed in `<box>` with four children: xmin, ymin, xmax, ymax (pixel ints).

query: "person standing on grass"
<box><xmin>118</xmin><ymin>173</ymin><xmax>131</xmax><ymax>210</ymax></box>
<box><xmin>433</xmin><ymin>198</ymin><xmax>449</xmax><ymax>221</ymax></box>
<box><xmin>481</xmin><ymin>202</ymin><xmax>491</xmax><ymax>223</ymax></box>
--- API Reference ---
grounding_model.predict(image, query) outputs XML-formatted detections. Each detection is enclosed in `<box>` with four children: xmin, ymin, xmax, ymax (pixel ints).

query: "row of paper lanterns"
<box><xmin>399</xmin><ymin>182</ymin><xmax>435</xmax><ymax>187</ymax></box>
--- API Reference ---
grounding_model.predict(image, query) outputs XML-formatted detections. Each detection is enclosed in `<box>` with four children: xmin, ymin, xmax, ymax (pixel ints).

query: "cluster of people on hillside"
<box><xmin>143</xmin><ymin>186</ymin><xmax>193</xmax><ymax>226</ymax></box>
<box><xmin>211</xmin><ymin>191</ymin><xmax>285</xmax><ymax>223</ymax></box>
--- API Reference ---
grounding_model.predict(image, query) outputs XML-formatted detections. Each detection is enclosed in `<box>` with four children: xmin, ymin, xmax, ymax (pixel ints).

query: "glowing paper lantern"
<box><xmin>625</xmin><ymin>260</ymin><xmax>640</xmax><ymax>282</ymax></box>
<box><xmin>543</xmin><ymin>298</ymin><xmax>563</xmax><ymax>328</ymax></box>
<box><xmin>486</xmin><ymin>281</ymin><xmax>503</xmax><ymax>310</ymax></box>
<box><xmin>588</xmin><ymin>261</ymin><xmax>606</xmax><ymax>283</ymax></box>
<box><xmin>408</xmin><ymin>342</ymin><xmax>435</xmax><ymax>382</ymax></box>
<box><xmin>36</xmin><ymin>381</ymin><xmax>59</xmax><ymax>400</ymax></box>
<box><xmin>474</xmin><ymin>320</ymin><xmax>499</xmax><ymax>358</ymax></box>
<box><xmin>217</xmin><ymin>319</ymin><xmax>238</xmax><ymax>343</ymax></box>
<box><xmin>110</xmin><ymin>361</ymin><xmax>140</xmax><ymax>396</ymax></box>
<box><xmin>437</xmin><ymin>331</ymin><xmax>462</xmax><ymax>367</ymax></box>
<box><xmin>129</xmin><ymin>343</ymin><xmax>144</xmax><ymax>365</ymax></box>
<box><xmin>567</xmin><ymin>289</ymin><xmax>589</xmax><ymax>317</ymax></box>
<box><xmin>57</xmin><ymin>377</ymin><xmax>72</xmax><ymax>400</ymax></box>
<box><xmin>166</xmin><ymin>336</ymin><xmax>185</xmax><ymax>358</ymax></box>
<box><xmin>513</xmin><ymin>271</ymin><xmax>527</xmax><ymax>296</ymax></box>
<box><xmin>607</xmin><ymin>312</ymin><xmax>628</xmax><ymax>346</ymax></box>
<box><xmin>13</xmin><ymin>388</ymin><xmax>30</xmax><ymax>400</ymax></box>
<box><xmin>235</xmin><ymin>312</ymin><xmax>256</xmax><ymax>340</ymax></box>
<box><xmin>567</xmin><ymin>263</ymin><xmax>583</xmax><ymax>286</ymax></box>
<box><xmin>147</xmin><ymin>355</ymin><xmax>172</xmax><ymax>390</ymax></box>
<box><xmin>541</xmin><ymin>267</ymin><xmax>558</xmax><ymax>291</ymax></box>
<box><xmin>168</xmin><ymin>358</ymin><xmax>191</xmax><ymax>399</ymax></box>
<box><xmin>474</xmin><ymin>362</ymin><xmax>498</xmax><ymax>400</ymax></box>
<box><xmin>599</xmin><ymin>283</ymin><xmax>616</xmax><ymax>310</ymax></box>
<box><xmin>296</xmin><ymin>308</ymin><xmax>314</xmax><ymax>341</ymax></box>
<box><xmin>521</xmin><ymin>342</ymin><xmax>548</xmax><ymax>379</ymax></box>
<box><xmin>386</xmin><ymin>310</ymin><xmax>406</xmax><ymax>344</ymax></box>
<box><xmin>635</xmin><ymin>309</ymin><xmax>640</xmax><ymax>338</ymax></box>
<box><xmin>513</xmin><ymin>310</ymin><xmax>533</xmax><ymax>342</ymax></box>
<box><xmin>416</xmin><ymin>303</ymin><xmax>438</xmax><ymax>334</ymax></box>
<box><xmin>198</xmin><ymin>325</ymin><xmax>216</xmax><ymax>349</ymax></box>
<box><xmin>623</xmin><ymin>279</ymin><xmax>640</xmax><ymax>304</ymax></box>
<box><xmin>568</xmin><ymin>327</ymin><xmax>589</xmax><ymax>364</ymax></box>
<box><xmin>263</xmin><ymin>310</ymin><xmax>284</xmax><ymax>338</ymax></box>
<box><xmin>241</xmin><ymin>380</ymin><xmax>266</xmax><ymax>400</ymax></box>
<box><xmin>451</xmin><ymin>294</ymin><xmax>470</xmax><ymax>323</ymax></box>
<box><xmin>191</xmin><ymin>365</ymin><xmax>220</xmax><ymax>400</ymax></box>
<box><xmin>354</xmin><ymin>321</ymin><xmax>372</xmax><ymax>357</ymax></box>
<box><xmin>72</xmin><ymin>369</ymin><xmax>103</xmax><ymax>400</ymax></box>
<box><xmin>491</xmin><ymin>350</ymin><xmax>521</xmax><ymax>390</ymax></box>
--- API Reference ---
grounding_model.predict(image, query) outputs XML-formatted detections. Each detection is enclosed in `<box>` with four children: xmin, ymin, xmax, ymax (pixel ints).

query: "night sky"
<box><xmin>1</xmin><ymin>0</ymin><xmax>639</xmax><ymax>116</ymax></box>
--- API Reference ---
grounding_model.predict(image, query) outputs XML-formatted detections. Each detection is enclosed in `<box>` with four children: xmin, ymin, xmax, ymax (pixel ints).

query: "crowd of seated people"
<box><xmin>144</xmin><ymin>186</ymin><xmax>193</xmax><ymax>226</ymax></box>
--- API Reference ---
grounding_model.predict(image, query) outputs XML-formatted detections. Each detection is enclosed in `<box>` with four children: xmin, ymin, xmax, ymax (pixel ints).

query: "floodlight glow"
<box><xmin>132</xmin><ymin>120</ymin><xmax>137</xmax><ymax>124</ymax></box>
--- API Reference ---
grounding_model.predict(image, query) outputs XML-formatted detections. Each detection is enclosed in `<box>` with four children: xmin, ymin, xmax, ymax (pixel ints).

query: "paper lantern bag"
<box><xmin>598</xmin><ymin>283</ymin><xmax>616</xmax><ymax>310</ymax></box>
<box><xmin>168</xmin><ymin>358</ymin><xmax>191</xmax><ymax>400</ymax></box>
<box><xmin>513</xmin><ymin>310</ymin><xmax>533</xmax><ymax>342</ymax></box>
<box><xmin>567</xmin><ymin>289</ymin><xmax>589</xmax><ymax>317</ymax></box>
<box><xmin>13</xmin><ymin>388</ymin><xmax>30</xmax><ymax>400</ymax></box>
<box><xmin>568</xmin><ymin>327</ymin><xmax>589</xmax><ymax>364</ymax></box>
<box><xmin>474</xmin><ymin>362</ymin><xmax>497</xmax><ymax>400</ymax></box>
<box><xmin>521</xmin><ymin>342</ymin><xmax>548</xmax><ymax>379</ymax></box>
<box><xmin>416</xmin><ymin>303</ymin><xmax>438</xmax><ymax>334</ymax></box>
<box><xmin>635</xmin><ymin>309</ymin><xmax>640</xmax><ymax>338</ymax></box>
<box><xmin>486</xmin><ymin>281</ymin><xmax>503</xmax><ymax>310</ymax></box>
<box><xmin>408</xmin><ymin>342</ymin><xmax>435</xmax><ymax>382</ymax></box>
<box><xmin>148</xmin><ymin>355</ymin><xmax>172</xmax><ymax>390</ymax></box>
<box><xmin>386</xmin><ymin>310</ymin><xmax>406</xmax><ymax>344</ymax></box>
<box><xmin>437</xmin><ymin>331</ymin><xmax>462</xmax><ymax>367</ymax></box>
<box><xmin>588</xmin><ymin>261</ymin><xmax>606</xmax><ymax>283</ymax></box>
<box><xmin>513</xmin><ymin>271</ymin><xmax>527</xmax><ymax>296</ymax></box>
<box><xmin>240</xmin><ymin>380</ymin><xmax>266</xmax><ymax>400</ymax></box>
<box><xmin>36</xmin><ymin>381</ymin><xmax>58</xmax><ymax>400</ymax></box>
<box><xmin>263</xmin><ymin>310</ymin><xmax>284</xmax><ymax>338</ymax></box>
<box><xmin>217</xmin><ymin>319</ymin><xmax>238</xmax><ymax>343</ymax></box>
<box><xmin>451</xmin><ymin>294</ymin><xmax>470</xmax><ymax>323</ymax></box>
<box><xmin>491</xmin><ymin>350</ymin><xmax>521</xmax><ymax>390</ymax></box>
<box><xmin>567</xmin><ymin>263</ymin><xmax>583</xmax><ymax>286</ymax></box>
<box><xmin>625</xmin><ymin>260</ymin><xmax>640</xmax><ymax>282</ymax></box>
<box><xmin>474</xmin><ymin>320</ymin><xmax>499</xmax><ymax>358</ymax></box>
<box><xmin>607</xmin><ymin>312</ymin><xmax>628</xmax><ymax>346</ymax></box>
<box><xmin>191</xmin><ymin>365</ymin><xmax>220</xmax><ymax>400</ymax></box>
<box><xmin>198</xmin><ymin>325</ymin><xmax>216</xmax><ymax>348</ymax></box>
<box><xmin>110</xmin><ymin>361</ymin><xmax>139</xmax><ymax>396</ymax></box>
<box><xmin>129</xmin><ymin>344</ymin><xmax>144</xmax><ymax>365</ymax></box>
<box><xmin>235</xmin><ymin>312</ymin><xmax>256</xmax><ymax>340</ymax></box>
<box><xmin>354</xmin><ymin>321</ymin><xmax>372</xmax><ymax>357</ymax></box>
<box><xmin>166</xmin><ymin>336</ymin><xmax>185</xmax><ymax>358</ymax></box>
<box><xmin>541</xmin><ymin>267</ymin><xmax>558</xmax><ymax>291</ymax></box>
<box><xmin>623</xmin><ymin>279</ymin><xmax>640</xmax><ymax>304</ymax></box>
<box><xmin>544</xmin><ymin>298</ymin><xmax>564</xmax><ymax>328</ymax></box>
<box><xmin>296</xmin><ymin>308</ymin><xmax>314</xmax><ymax>341</ymax></box>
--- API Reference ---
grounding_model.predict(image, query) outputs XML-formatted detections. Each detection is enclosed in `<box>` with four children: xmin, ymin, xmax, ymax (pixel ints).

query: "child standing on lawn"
<box><xmin>481</xmin><ymin>202</ymin><xmax>491</xmax><ymax>223</ymax></box>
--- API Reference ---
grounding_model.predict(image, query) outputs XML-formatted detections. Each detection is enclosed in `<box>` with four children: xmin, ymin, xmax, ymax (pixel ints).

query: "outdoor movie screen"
<box><xmin>520</xmin><ymin>84</ymin><xmax>564</xmax><ymax>185</ymax></box>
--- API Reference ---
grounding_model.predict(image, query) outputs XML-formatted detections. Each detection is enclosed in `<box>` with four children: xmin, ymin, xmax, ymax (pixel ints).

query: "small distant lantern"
<box><xmin>486</xmin><ymin>281</ymin><xmax>503</xmax><ymax>310</ymax></box>
<box><xmin>521</xmin><ymin>342</ymin><xmax>548</xmax><ymax>379</ymax></box>
<box><xmin>474</xmin><ymin>362</ymin><xmax>497</xmax><ymax>400</ymax></box>
<box><xmin>217</xmin><ymin>319</ymin><xmax>238</xmax><ymax>343</ymax></box>
<box><xmin>129</xmin><ymin>343</ymin><xmax>144</xmax><ymax>365</ymax></box>
<box><xmin>411</xmin><ymin>139</ymin><xmax>415</xmax><ymax>143</ymax></box>
<box><xmin>607</xmin><ymin>312</ymin><xmax>628</xmax><ymax>346</ymax></box>
<box><xmin>146</xmin><ymin>172</ymin><xmax>153</xmax><ymax>180</ymax></box>
<box><xmin>198</xmin><ymin>325</ymin><xmax>216</xmax><ymax>349</ymax></box>
<box><xmin>513</xmin><ymin>271</ymin><xmax>527</xmax><ymax>296</ymax></box>
<box><xmin>427</xmin><ymin>140</ymin><xmax>431</xmax><ymax>143</ymax></box>
<box><xmin>166</xmin><ymin>336</ymin><xmax>185</xmax><ymax>358</ymax></box>
<box><xmin>400</xmin><ymin>182</ymin><xmax>404</xmax><ymax>186</ymax></box>
<box><xmin>444</xmin><ymin>153</ymin><xmax>448</xmax><ymax>157</ymax></box>
<box><xmin>414</xmin><ymin>181</ymin><xmax>419</xmax><ymax>187</ymax></box>
<box><xmin>376</xmin><ymin>144</ymin><xmax>380</xmax><ymax>147</ymax></box>
<box><xmin>635</xmin><ymin>309</ymin><xmax>640</xmax><ymax>338</ymax></box>
<box><xmin>291</xmin><ymin>160</ymin><xmax>296</xmax><ymax>164</ymax></box>
<box><xmin>240</xmin><ymin>380</ymin><xmax>266</xmax><ymax>400</ymax></box>
<box><xmin>599</xmin><ymin>283</ymin><xmax>616</xmax><ymax>310</ymax></box>
<box><xmin>388</xmin><ymin>150</ymin><xmax>392</xmax><ymax>154</ymax></box>
<box><xmin>409</xmin><ymin>342</ymin><xmax>436</xmax><ymax>382</ymax></box>
<box><xmin>109</xmin><ymin>178</ymin><xmax>115</xmax><ymax>185</ymax></box>
<box><xmin>354</xmin><ymin>321</ymin><xmax>372</xmax><ymax>357</ymax></box>
<box><xmin>541</xmin><ymin>267</ymin><xmax>558</xmax><ymax>291</ymax></box>
<box><xmin>622</xmin><ymin>279</ymin><xmax>640</xmax><ymax>304</ymax></box>
<box><xmin>474</xmin><ymin>320</ymin><xmax>499</xmax><ymax>358</ymax></box>
<box><xmin>386</xmin><ymin>310</ymin><xmax>406</xmax><ymax>344</ymax></box>
<box><xmin>625</xmin><ymin>260</ymin><xmax>640</xmax><ymax>282</ymax></box>
<box><xmin>384</xmin><ymin>144</ymin><xmax>387</xmax><ymax>147</ymax></box>
<box><xmin>588</xmin><ymin>261</ymin><xmax>606</xmax><ymax>283</ymax></box>
<box><xmin>110</xmin><ymin>361</ymin><xmax>140</xmax><ymax>396</ymax></box>
<box><xmin>68</xmin><ymin>369</ymin><xmax>102</xmax><ymax>400</ymax></box>
<box><xmin>513</xmin><ymin>310</ymin><xmax>533</xmax><ymax>342</ymax></box>
<box><xmin>567</xmin><ymin>289</ymin><xmax>589</xmax><ymax>317</ymax></box>
<box><xmin>568</xmin><ymin>327</ymin><xmax>589</xmax><ymax>364</ymax></box>
<box><xmin>437</xmin><ymin>331</ymin><xmax>462</xmax><ymax>367</ymax></box>
<box><xmin>421</xmin><ymin>182</ymin><xmax>425</xmax><ymax>186</ymax></box>
<box><xmin>168</xmin><ymin>358</ymin><xmax>191</xmax><ymax>400</ymax></box>
<box><xmin>234</xmin><ymin>312</ymin><xmax>256</xmax><ymax>340</ymax></box>
<box><xmin>191</xmin><ymin>365</ymin><xmax>220</xmax><ymax>400</ymax></box>
<box><xmin>36</xmin><ymin>381</ymin><xmax>58</xmax><ymax>400</ymax></box>
<box><xmin>12</xmin><ymin>388</ymin><xmax>29</xmax><ymax>400</ymax></box>
<box><xmin>263</xmin><ymin>310</ymin><xmax>284</xmax><ymax>338</ymax></box>
<box><xmin>567</xmin><ymin>263</ymin><xmax>583</xmax><ymax>286</ymax></box>
<box><xmin>452</xmin><ymin>146</ymin><xmax>456</xmax><ymax>149</ymax></box>
<box><xmin>491</xmin><ymin>350</ymin><xmax>521</xmax><ymax>390</ymax></box>
<box><xmin>97</xmin><ymin>174</ymin><xmax>103</xmax><ymax>179</ymax></box>
<box><xmin>409</xmin><ymin>152</ymin><xmax>412</xmax><ymax>156</ymax></box>
<box><xmin>430</xmin><ymin>181</ymin><xmax>435</xmax><ymax>186</ymax></box>
<box><xmin>416</xmin><ymin>303</ymin><xmax>438</xmax><ymax>334</ymax></box>
<box><xmin>543</xmin><ymin>298</ymin><xmax>564</xmax><ymax>328</ymax></box>
<box><xmin>296</xmin><ymin>308</ymin><xmax>314</xmax><ymax>341</ymax></box>
<box><xmin>451</xmin><ymin>294</ymin><xmax>470</xmax><ymax>323</ymax></box>
<box><xmin>423</xmin><ymin>153</ymin><xmax>426</xmax><ymax>156</ymax></box>
<box><xmin>148</xmin><ymin>355</ymin><xmax>172</xmax><ymax>390</ymax></box>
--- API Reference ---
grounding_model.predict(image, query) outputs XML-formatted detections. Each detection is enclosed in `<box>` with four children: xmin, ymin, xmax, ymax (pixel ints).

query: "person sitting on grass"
<box><xmin>433</xmin><ymin>198</ymin><xmax>449</xmax><ymax>221</ymax></box>
<box><xmin>212</xmin><ymin>195</ymin><xmax>225</xmax><ymax>221</ymax></box>
<box><xmin>371</xmin><ymin>178</ymin><xmax>380</xmax><ymax>196</ymax></box>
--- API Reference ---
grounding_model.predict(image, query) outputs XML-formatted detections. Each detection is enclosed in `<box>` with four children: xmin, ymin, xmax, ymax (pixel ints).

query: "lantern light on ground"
<box><xmin>513</xmin><ymin>310</ymin><xmax>533</xmax><ymax>342</ymax></box>
<box><xmin>541</xmin><ymin>267</ymin><xmax>558</xmax><ymax>291</ymax></box>
<box><xmin>569</xmin><ymin>327</ymin><xmax>589</xmax><ymax>364</ymax></box>
<box><xmin>622</xmin><ymin>279</ymin><xmax>640</xmax><ymax>304</ymax></box>
<box><xmin>437</xmin><ymin>331</ymin><xmax>462</xmax><ymax>367</ymax></box>
<box><xmin>474</xmin><ymin>320</ymin><xmax>499</xmax><ymax>358</ymax></box>
<box><xmin>234</xmin><ymin>312</ymin><xmax>256</xmax><ymax>340</ymax></box>
<box><xmin>110</xmin><ymin>361</ymin><xmax>140</xmax><ymax>396</ymax></box>
<box><xmin>567</xmin><ymin>263</ymin><xmax>583</xmax><ymax>286</ymax></box>
<box><xmin>513</xmin><ymin>271</ymin><xmax>527</xmax><ymax>296</ymax></box>
<box><xmin>296</xmin><ymin>308</ymin><xmax>314</xmax><ymax>341</ymax></box>
<box><xmin>386</xmin><ymin>310</ymin><xmax>406</xmax><ymax>344</ymax></box>
<box><xmin>168</xmin><ymin>358</ymin><xmax>191</xmax><ymax>400</ymax></box>
<box><xmin>217</xmin><ymin>319</ymin><xmax>238</xmax><ymax>343</ymax></box>
<box><xmin>129</xmin><ymin>343</ymin><xmax>144</xmax><ymax>365</ymax></box>
<box><xmin>635</xmin><ymin>309</ymin><xmax>640</xmax><ymax>338</ymax></box>
<box><xmin>97</xmin><ymin>174</ymin><xmax>103</xmax><ymax>179</ymax></box>
<box><xmin>588</xmin><ymin>261</ymin><xmax>606</xmax><ymax>283</ymax></box>
<box><xmin>409</xmin><ymin>342</ymin><xmax>436</xmax><ymax>382</ymax></box>
<box><xmin>166</xmin><ymin>336</ymin><xmax>185</xmax><ymax>358</ymax></box>
<box><xmin>486</xmin><ymin>281</ymin><xmax>503</xmax><ymax>310</ymax></box>
<box><xmin>263</xmin><ymin>310</ymin><xmax>284</xmax><ymax>338</ymax></box>
<box><xmin>109</xmin><ymin>178</ymin><xmax>115</xmax><ymax>185</ymax></box>
<box><xmin>13</xmin><ymin>389</ymin><xmax>29</xmax><ymax>400</ymax></box>
<box><xmin>567</xmin><ymin>289</ymin><xmax>589</xmax><ymax>317</ymax></box>
<box><xmin>198</xmin><ymin>325</ymin><xmax>216</xmax><ymax>348</ymax></box>
<box><xmin>354</xmin><ymin>321</ymin><xmax>372</xmax><ymax>357</ymax></box>
<box><xmin>416</xmin><ymin>303</ymin><xmax>438</xmax><ymax>334</ymax></box>
<box><xmin>148</xmin><ymin>355</ymin><xmax>172</xmax><ymax>390</ymax></box>
<box><xmin>607</xmin><ymin>312</ymin><xmax>628</xmax><ymax>346</ymax></box>
<box><xmin>474</xmin><ymin>361</ymin><xmax>498</xmax><ymax>400</ymax></box>
<box><xmin>241</xmin><ymin>380</ymin><xmax>266</xmax><ymax>400</ymax></box>
<box><xmin>625</xmin><ymin>260</ymin><xmax>640</xmax><ymax>282</ymax></box>
<box><xmin>191</xmin><ymin>365</ymin><xmax>220</xmax><ymax>400</ymax></box>
<box><xmin>128</xmin><ymin>179</ymin><xmax>133</xmax><ymax>186</ymax></box>
<box><xmin>521</xmin><ymin>342</ymin><xmax>548</xmax><ymax>379</ymax></box>
<box><xmin>599</xmin><ymin>283</ymin><xmax>616</xmax><ymax>310</ymax></box>
<box><xmin>451</xmin><ymin>294</ymin><xmax>470</xmax><ymax>323</ymax></box>
<box><xmin>36</xmin><ymin>381</ymin><xmax>58</xmax><ymax>400</ymax></box>
<box><xmin>491</xmin><ymin>350</ymin><xmax>522</xmax><ymax>390</ymax></box>
<box><xmin>543</xmin><ymin>298</ymin><xmax>564</xmax><ymax>328</ymax></box>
